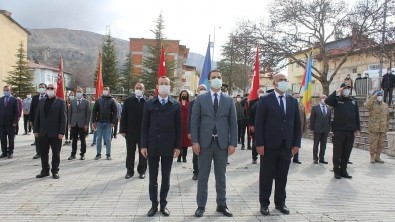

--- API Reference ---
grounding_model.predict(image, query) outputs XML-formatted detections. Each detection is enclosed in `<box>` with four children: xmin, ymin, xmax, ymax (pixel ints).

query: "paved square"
<box><xmin>1</xmin><ymin>132</ymin><xmax>395</xmax><ymax>221</ymax></box>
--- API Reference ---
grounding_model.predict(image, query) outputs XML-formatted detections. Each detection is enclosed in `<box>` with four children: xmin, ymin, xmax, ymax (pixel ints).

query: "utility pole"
<box><xmin>212</xmin><ymin>26</ymin><xmax>221</xmax><ymax>68</ymax></box>
<box><xmin>379</xmin><ymin>0</ymin><xmax>388</xmax><ymax>77</ymax></box>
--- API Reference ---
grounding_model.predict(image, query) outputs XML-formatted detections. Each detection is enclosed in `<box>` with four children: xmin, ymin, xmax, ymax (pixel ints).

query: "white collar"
<box><xmin>274</xmin><ymin>90</ymin><xmax>285</xmax><ymax>98</ymax></box>
<box><xmin>210</xmin><ymin>89</ymin><xmax>222</xmax><ymax>97</ymax></box>
<box><xmin>158</xmin><ymin>95</ymin><xmax>169</xmax><ymax>101</ymax></box>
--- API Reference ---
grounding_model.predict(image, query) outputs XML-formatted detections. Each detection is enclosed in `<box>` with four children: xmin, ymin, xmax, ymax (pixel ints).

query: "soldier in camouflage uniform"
<box><xmin>364</xmin><ymin>90</ymin><xmax>389</xmax><ymax>163</ymax></box>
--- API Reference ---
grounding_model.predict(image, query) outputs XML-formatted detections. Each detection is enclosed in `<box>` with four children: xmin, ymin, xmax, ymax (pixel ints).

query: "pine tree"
<box><xmin>94</xmin><ymin>31</ymin><xmax>120</xmax><ymax>93</ymax></box>
<box><xmin>120</xmin><ymin>52</ymin><xmax>136</xmax><ymax>95</ymax></box>
<box><xmin>6</xmin><ymin>42</ymin><xmax>35</xmax><ymax>97</ymax></box>
<box><xmin>141</xmin><ymin>13</ymin><xmax>176</xmax><ymax>94</ymax></box>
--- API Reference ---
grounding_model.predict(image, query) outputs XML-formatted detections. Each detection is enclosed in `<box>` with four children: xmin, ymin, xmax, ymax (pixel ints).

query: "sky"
<box><xmin>0</xmin><ymin>0</ymin><xmax>271</xmax><ymax>60</ymax></box>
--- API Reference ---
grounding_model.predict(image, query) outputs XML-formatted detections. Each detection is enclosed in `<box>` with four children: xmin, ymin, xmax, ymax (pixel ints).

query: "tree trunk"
<box><xmin>321</xmin><ymin>80</ymin><xmax>330</xmax><ymax>96</ymax></box>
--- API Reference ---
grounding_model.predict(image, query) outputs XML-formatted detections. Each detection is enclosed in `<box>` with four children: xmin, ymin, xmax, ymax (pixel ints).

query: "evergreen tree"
<box><xmin>6</xmin><ymin>42</ymin><xmax>35</xmax><ymax>97</ymax></box>
<box><xmin>120</xmin><ymin>52</ymin><xmax>136</xmax><ymax>95</ymax></box>
<box><xmin>141</xmin><ymin>13</ymin><xmax>176</xmax><ymax>93</ymax></box>
<box><xmin>94</xmin><ymin>31</ymin><xmax>120</xmax><ymax>93</ymax></box>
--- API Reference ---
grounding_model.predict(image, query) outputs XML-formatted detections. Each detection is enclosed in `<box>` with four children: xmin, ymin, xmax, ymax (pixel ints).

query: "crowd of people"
<box><xmin>0</xmin><ymin>69</ymin><xmax>391</xmax><ymax>217</ymax></box>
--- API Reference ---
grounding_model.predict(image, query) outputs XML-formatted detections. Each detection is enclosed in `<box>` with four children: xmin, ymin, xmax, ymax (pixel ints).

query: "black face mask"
<box><xmin>181</xmin><ymin>96</ymin><xmax>187</xmax><ymax>100</ymax></box>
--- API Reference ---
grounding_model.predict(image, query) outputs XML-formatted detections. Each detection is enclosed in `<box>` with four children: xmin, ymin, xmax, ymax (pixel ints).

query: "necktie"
<box><xmin>4</xmin><ymin>97</ymin><xmax>8</xmax><ymax>107</ymax></box>
<box><xmin>40</xmin><ymin>95</ymin><xmax>44</xmax><ymax>100</ymax></box>
<box><xmin>161</xmin><ymin>99</ymin><xmax>166</xmax><ymax>106</ymax></box>
<box><xmin>279</xmin><ymin>95</ymin><xmax>285</xmax><ymax>115</ymax></box>
<box><xmin>213</xmin><ymin>93</ymin><xmax>218</xmax><ymax>135</ymax></box>
<box><xmin>77</xmin><ymin>100</ymin><xmax>81</xmax><ymax>107</ymax></box>
<box><xmin>322</xmin><ymin>105</ymin><xmax>326</xmax><ymax>115</ymax></box>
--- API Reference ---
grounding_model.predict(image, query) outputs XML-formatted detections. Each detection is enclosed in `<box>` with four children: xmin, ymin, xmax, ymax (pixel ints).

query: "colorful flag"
<box><xmin>155</xmin><ymin>45</ymin><xmax>167</xmax><ymax>95</ymax></box>
<box><xmin>249</xmin><ymin>46</ymin><xmax>260</xmax><ymax>100</ymax></box>
<box><xmin>300</xmin><ymin>53</ymin><xmax>313</xmax><ymax>113</ymax></box>
<box><xmin>198</xmin><ymin>38</ymin><xmax>212</xmax><ymax>90</ymax></box>
<box><xmin>56</xmin><ymin>55</ymin><xmax>65</xmax><ymax>99</ymax></box>
<box><xmin>95</xmin><ymin>52</ymin><xmax>103</xmax><ymax>100</ymax></box>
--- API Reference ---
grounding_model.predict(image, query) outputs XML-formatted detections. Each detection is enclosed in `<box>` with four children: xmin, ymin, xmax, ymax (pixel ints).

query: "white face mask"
<box><xmin>38</xmin><ymin>88</ymin><xmax>46</xmax><ymax>94</ymax></box>
<box><xmin>135</xmin><ymin>89</ymin><xmax>143</xmax><ymax>97</ymax></box>
<box><xmin>276</xmin><ymin>81</ymin><xmax>288</xmax><ymax>93</ymax></box>
<box><xmin>259</xmin><ymin>93</ymin><xmax>264</xmax><ymax>98</ymax></box>
<box><xmin>76</xmin><ymin>92</ymin><xmax>83</xmax><ymax>99</ymax></box>
<box><xmin>210</xmin><ymin>78</ymin><xmax>222</xmax><ymax>89</ymax></box>
<box><xmin>342</xmin><ymin>89</ymin><xmax>350</xmax><ymax>97</ymax></box>
<box><xmin>377</xmin><ymin>96</ymin><xmax>383</xmax><ymax>101</ymax></box>
<box><xmin>102</xmin><ymin>90</ymin><xmax>109</xmax><ymax>96</ymax></box>
<box><xmin>158</xmin><ymin>85</ymin><xmax>170</xmax><ymax>95</ymax></box>
<box><xmin>47</xmin><ymin>90</ymin><xmax>55</xmax><ymax>98</ymax></box>
<box><xmin>223</xmin><ymin>92</ymin><xmax>228</xmax><ymax>95</ymax></box>
<box><xmin>199</xmin><ymin>90</ymin><xmax>206</xmax><ymax>95</ymax></box>
<box><xmin>69</xmin><ymin>96</ymin><xmax>75</xmax><ymax>100</ymax></box>
<box><xmin>236</xmin><ymin>98</ymin><xmax>242</xmax><ymax>102</ymax></box>
<box><xmin>27</xmin><ymin>95</ymin><xmax>31</xmax><ymax>99</ymax></box>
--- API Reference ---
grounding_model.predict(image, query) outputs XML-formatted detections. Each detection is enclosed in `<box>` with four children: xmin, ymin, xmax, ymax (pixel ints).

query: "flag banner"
<box><xmin>249</xmin><ymin>46</ymin><xmax>260</xmax><ymax>100</ymax></box>
<box><xmin>155</xmin><ymin>46</ymin><xmax>167</xmax><ymax>95</ymax></box>
<box><xmin>95</xmin><ymin>52</ymin><xmax>103</xmax><ymax>100</ymax></box>
<box><xmin>301</xmin><ymin>53</ymin><xmax>313</xmax><ymax>113</ymax></box>
<box><xmin>198</xmin><ymin>39</ymin><xmax>212</xmax><ymax>90</ymax></box>
<box><xmin>56</xmin><ymin>56</ymin><xmax>65</xmax><ymax>99</ymax></box>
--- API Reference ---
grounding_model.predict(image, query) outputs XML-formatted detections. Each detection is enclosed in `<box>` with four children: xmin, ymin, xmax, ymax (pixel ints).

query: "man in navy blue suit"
<box><xmin>0</xmin><ymin>86</ymin><xmax>19</xmax><ymax>159</ymax></box>
<box><xmin>255</xmin><ymin>74</ymin><xmax>301</xmax><ymax>216</ymax></box>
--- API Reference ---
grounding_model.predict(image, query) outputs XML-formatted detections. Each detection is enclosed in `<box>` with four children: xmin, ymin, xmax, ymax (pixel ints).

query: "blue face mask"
<box><xmin>277</xmin><ymin>81</ymin><xmax>288</xmax><ymax>93</ymax></box>
<box><xmin>3</xmin><ymin>91</ymin><xmax>10</xmax><ymax>97</ymax></box>
<box><xmin>210</xmin><ymin>78</ymin><xmax>222</xmax><ymax>89</ymax></box>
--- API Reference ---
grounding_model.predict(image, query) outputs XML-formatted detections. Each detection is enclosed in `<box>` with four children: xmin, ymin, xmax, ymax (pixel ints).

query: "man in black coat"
<box><xmin>248</xmin><ymin>88</ymin><xmax>265</xmax><ymax>164</ymax></box>
<box><xmin>29</xmin><ymin>83</ymin><xmax>47</xmax><ymax>159</ymax></box>
<box><xmin>310</xmin><ymin>94</ymin><xmax>331</xmax><ymax>164</ymax></box>
<box><xmin>381</xmin><ymin>68</ymin><xmax>395</xmax><ymax>105</ymax></box>
<box><xmin>187</xmin><ymin>84</ymin><xmax>207</xmax><ymax>180</ymax></box>
<box><xmin>255</xmin><ymin>74</ymin><xmax>301</xmax><ymax>216</ymax></box>
<box><xmin>34</xmin><ymin>83</ymin><xmax>67</xmax><ymax>179</ymax></box>
<box><xmin>141</xmin><ymin>76</ymin><xmax>181</xmax><ymax>217</ymax></box>
<box><xmin>0</xmin><ymin>86</ymin><xmax>19</xmax><ymax>159</ymax></box>
<box><xmin>120</xmin><ymin>83</ymin><xmax>147</xmax><ymax>179</ymax></box>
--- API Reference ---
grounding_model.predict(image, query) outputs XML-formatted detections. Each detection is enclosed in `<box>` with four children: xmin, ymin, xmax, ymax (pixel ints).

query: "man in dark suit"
<box><xmin>141</xmin><ymin>76</ymin><xmax>181</xmax><ymax>217</ymax></box>
<box><xmin>120</xmin><ymin>83</ymin><xmax>147</xmax><ymax>179</ymax></box>
<box><xmin>310</xmin><ymin>94</ymin><xmax>331</xmax><ymax>164</ymax></box>
<box><xmin>34</xmin><ymin>83</ymin><xmax>67</xmax><ymax>179</ymax></box>
<box><xmin>68</xmin><ymin>87</ymin><xmax>90</xmax><ymax>160</ymax></box>
<box><xmin>255</xmin><ymin>73</ymin><xmax>301</xmax><ymax>216</ymax></box>
<box><xmin>187</xmin><ymin>84</ymin><xmax>207</xmax><ymax>181</ymax></box>
<box><xmin>248</xmin><ymin>88</ymin><xmax>265</xmax><ymax>164</ymax></box>
<box><xmin>191</xmin><ymin>70</ymin><xmax>238</xmax><ymax>218</ymax></box>
<box><xmin>30</xmin><ymin>83</ymin><xmax>47</xmax><ymax>159</ymax></box>
<box><xmin>0</xmin><ymin>86</ymin><xmax>19</xmax><ymax>159</ymax></box>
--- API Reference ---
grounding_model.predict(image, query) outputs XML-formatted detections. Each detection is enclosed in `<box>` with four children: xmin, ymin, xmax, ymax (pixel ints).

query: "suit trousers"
<box><xmin>313</xmin><ymin>132</ymin><xmax>329</xmax><ymax>161</ymax></box>
<box><xmin>126</xmin><ymin>137</ymin><xmax>147</xmax><ymax>175</ymax></box>
<box><xmin>197</xmin><ymin>139</ymin><xmax>228</xmax><ymax>207</ymax></box>
<box><xmin>0</xmin><ymin>125</ymin><xmax>15</xmax><ymax>154</ymax></box>
<box><xmin>250</xmin><ymin>132</ymin><xmax>258</xmax><ymax>161</ymax></box>
<box><xmin>23</xmin><ymin>114</ymin><xmax>31</xmax><ymax>133</ymax></box>
<box><xmin>332</xmin><ymin>131</ymin><xmax>354</xmax><ymax>172</ymax></box>
<box><xmin>148</xmin><ymin>155</ymin><xmax>173</xmax><ymax>208</ymax></box>
<box><xmin>38</xmin><ymin>136</ymin><xmax>62</xmax><ymax>173</ymax></box>
<box><xmin>383</xmin><ymin>88</ymin><xmax>393</xmax><ymax>105</ymax></box>
<box><xmin>259</xmin><ymin>142</ymin><xmax>292</xmax><ymax>208</ymax></box>
<box><xmin>193</xmin><ymin>153</ymin><xmax>198</xmax><ymax>175</ymax></box>
<box><xmin>70</xmin><ymin>126</ymin><xmax>87</xmax><ymax>156</ymax></box>
<box><xmin>237</xmin><ymin>120</ymin><xmax>246</xmax><ymax>145</ymax></box>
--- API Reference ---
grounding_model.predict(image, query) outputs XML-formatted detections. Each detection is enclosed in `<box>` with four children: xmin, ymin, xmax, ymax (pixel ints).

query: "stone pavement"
<box><xmin>1</xmin><ymin>131</ymin><xmax>395</xmax><ymax>222</ymax></box>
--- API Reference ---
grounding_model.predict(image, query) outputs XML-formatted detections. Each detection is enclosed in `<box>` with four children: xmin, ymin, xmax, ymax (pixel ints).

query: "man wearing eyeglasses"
<box><xmin>30</xmin><ymin>83</ymin><xmax>47</xmax><ymax>159</ymax></box>
<box><xmin>255</xmin><ymin>74</ymin><xmax>301</xmax><ymax>216</ymax></box>
<box><xmin>0</xmin><ymin>86</ymin><xmax>19</xmax><ymax>159</ymax></box>
<box><xmin>34</xmin><ymin>83</ymin><xmax>67</xmax><ymax>179</ymax></box>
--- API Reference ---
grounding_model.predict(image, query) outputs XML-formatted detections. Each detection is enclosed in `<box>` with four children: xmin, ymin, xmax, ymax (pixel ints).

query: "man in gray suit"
<box><xmin>68</xmin><ymin>87</ymin><xmax>90</xmax><ymax>160</ymax></box>
<box><xmin>310</xmin><ymin>94</ymin><xmax>331</xmax><ymax>164</ymax></box>
<box><xmin>191</xmin><ymin>69</ymin><xmax>238</xmax><ymax>217</ymax></box>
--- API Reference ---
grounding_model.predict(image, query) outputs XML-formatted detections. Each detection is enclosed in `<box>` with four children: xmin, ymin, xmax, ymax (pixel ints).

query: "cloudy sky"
<box><xmin>0</xmin><ymin>0</ymin><xmax>272</xmax><ymax>59</ymax></box>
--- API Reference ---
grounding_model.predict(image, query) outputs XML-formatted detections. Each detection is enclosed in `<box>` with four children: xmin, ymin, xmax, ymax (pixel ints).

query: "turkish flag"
<box><xmin>95</xmin><ymin>52</ymin><xmax>103</xmax><ymax>100</ymax></box>
<box><xmin>249</xmin><ymin>47</ymin><xmax>260</xmax><ymax>100</ymax></box>
<box><xmin>56</xmin><ymin>56</ymin><xmax>65</xmax><ymax>99</ymax></box>
<box><xmin>155</xmin><ymin>46</ymin><xmax>166</xmax><ymax>94</ymax></box>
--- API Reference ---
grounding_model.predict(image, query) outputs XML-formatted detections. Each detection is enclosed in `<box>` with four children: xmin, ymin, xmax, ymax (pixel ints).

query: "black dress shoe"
<box><xmin>260</xmin><ymin>206</ymin><xmax>270</xmax><ymax>215</ymax></box>
<box><xmin>192</xmin><ymin>174</ymin><xmax>198</xmax><ymax>180</ymax></box>
<box><xmin>293</xmin><ymin>160</ymin><xmax>302</xmax><ymax>164</ymax></box>
<box><xmin>31</xmin><ymin>142</ymin><xmax>36</xmax><ymax>146</ymax></box>
<box><xmin>33</xmin><ymin>154</ymin><xmax>40</xmax><ymax>159</ymax></box>
<box><xmin>139</xmin><ymin>174</ymin><xmax>145</xmax><ymax>179</ymax></box>
<box><xmin>275</xmin><ymin>205</ymin><xmax>290</xmax><ymax>215</ymax></box>
<box><xmin>341</xmin><ymin>172</ymin><xmax>352</xmax><ymax>179</ymax></box>
<box><xmin>147</xmin><ymin>206</ymin><xmax>158</xmax><ymax>217</ymax></box>
<box><xmin>160</xmin><ymin>207</ymin><xmax>170</xmax><ymax>216</ymax></box>
<box><xmin>125</xmin><ymin>173</ymin><xmax>133</xmax><ymax>179</ymax></box>
<box><xmin>36</xmin><ymin>171</ymin><xmax>50</xmax><ymax>178</ymax></box>
<box><xmin>348</xmin><ymin>161</ymin><xmax>353</xmax><ymax>164</ymax></box>
<box><xmin>319</xmin><ymin>160</ymin><xmax>328</xmax><ymax>164</ymax></box>
<box><xmin>7</xmin><ymin>153</ymin><xmax>13</xmax><ymax>159</ymax></box>
<box><xmin>68</xmin><ymin>155</ymin><xmax>75</xmax><ymax>160</ymax></box>
<box><xmin>314</xmin><ymin>160</ymin><xmax>318</xmax><ymax>164</ymax></box>
<box><xmin>0</xmin><ymin>153</ymin><xmax>7</xmax><ymax>158</ymax></box>
<box><xmin>195</xmin><ymin>207</ymin><xmax>205</xmax><ymax>217</ymax></box>
<box><xmin>334</xmin><ymin>173</ymin><xmax>342</xmax><ymax>179</ymax></box>
<box><xmin>80</xmin><ymin>155</ymin><xmax>85</xmax><ymax>160</ymax></box>
<box><xmin>216</xmin><ymin>206</ymin><xmax>233</xmax><ymax>217</ymax></box>
<box><xmin>52</xmin><ymin>173</ymin><xmax>60</xmax><ymax>179</ymax></box>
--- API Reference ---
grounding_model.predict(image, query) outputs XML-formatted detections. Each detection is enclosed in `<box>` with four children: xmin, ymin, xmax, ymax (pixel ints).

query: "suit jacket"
<box><xmin>29</xmin><ymin>94</ymin><xmax>47</xmax><ymax>124</ymax></box>
<box><xmin>255</xmin><ymin>92</ymin><xmax>301</xmax><ymax>150</ymax></box>
<box><xmin>310</xmin><ymin>104</ymin><xmax>331</xmax><ymax>133</ymax></box>
<box><xmin>120</xmin><ymin>95</ymin><xmax>146</xmax><ymax>140</ymax></box>
<box><xmin>33</xmin><ymin>97</ymin><xmax>67</xmax><ymax>137</ymax></box>
<box><xmin>68</xmin><ymin>98</ymin><xmax>90</xmax><ymax>128</ymax></box>
<box><xmin>140</xmin><ymin>96</ymin><xmax>181</xmax><ymax>156</ymax></box>
<box><xmin>0</xmin><ymin>96</ymin><xmax>19</xmax><ymax>126</ymax></box>
<box><xmin>191</xmin><ymin>91</ymin><xmax>238</xmax><ymax>150</ymax></box>
<box><xmin>187</xmin><ymin>99</ymin><xmax>195</xmax><ymax>134</ymax></box>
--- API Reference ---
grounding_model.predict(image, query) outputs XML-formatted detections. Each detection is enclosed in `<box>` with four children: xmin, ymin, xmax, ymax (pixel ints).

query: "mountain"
<box><xmin>27</xmin><ymin>28</ymin><xmax>207</xmax><ymax>88</ymax></box>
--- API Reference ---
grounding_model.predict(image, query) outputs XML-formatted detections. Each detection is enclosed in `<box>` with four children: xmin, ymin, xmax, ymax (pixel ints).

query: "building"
<box><xmin>129</xmin><ymin>38</ymin><xmax>189</xmax><ymax>94</ymax></box>
<box><xmin>0</xmin><ymin>10</ymin><xmax>30</xmax><ymax>90</ymax></box>
<box><xmin>183</xmin><ymin>65</ymin><xmax>199</xmax><ymax>94</ymax></box>
<box><xmin>287</xmin><ymin>34</ymin><xmax>391</xmax><ymax>96</ymax></box>
<box><xmin>28</xmin><ymin>60</ymin><xmax>72</xmax><ymax>90</ymax></box>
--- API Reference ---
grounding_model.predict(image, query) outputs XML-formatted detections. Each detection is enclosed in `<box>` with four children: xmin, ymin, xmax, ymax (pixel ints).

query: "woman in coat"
<box><xmin>178</xmin><ymin>90</ymin><xmax>191</xmax><ymax>162</ymax></box>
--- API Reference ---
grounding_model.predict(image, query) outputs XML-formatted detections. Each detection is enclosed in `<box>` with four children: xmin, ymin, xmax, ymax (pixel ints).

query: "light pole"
<box><xmin>212</xmin><ymin>26</ymin><xmax>222</xmax><ymax>68</ymax></box>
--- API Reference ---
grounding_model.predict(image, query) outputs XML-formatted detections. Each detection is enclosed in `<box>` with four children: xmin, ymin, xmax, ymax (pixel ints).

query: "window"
<box><xmin>46</xmin><ymin>75</ymin><xmax>51</xmax><ymax>82</ymax></box>
<box><xmin>352</xmin><ymin>68</ymin><xmax>357</xmax><ymax>73</ymax></box>
<box><xmin>369</xmin><ymin>64</ymin><xmax>379</xmax><ymax>70</ymax></box>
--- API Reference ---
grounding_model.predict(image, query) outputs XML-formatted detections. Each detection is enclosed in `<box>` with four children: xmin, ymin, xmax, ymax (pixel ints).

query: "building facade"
<box><xmin>183</xmin><ymin>65</ymin><xmax>199</xmax><ymax>94</ymax></box>
<box><xmin>129</xmin><ymin>38</ymin><xmax>189</xmax><ymax>94</ymax></box>
<box><xmin>28</xmin><ymin>60</ymin><xmax>72</xmax><ymax>90</ymax></box>
<box><xmin>0</xmin><ymin>10</ymin><xmax>30</xmax><ymax>91</ymax></box>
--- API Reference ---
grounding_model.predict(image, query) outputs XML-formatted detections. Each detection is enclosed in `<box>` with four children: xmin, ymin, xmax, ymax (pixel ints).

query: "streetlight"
<box><xmin>212</xmin><ymin>26</ymin><xmax>222</xmax><ymax>68</ymax></box>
